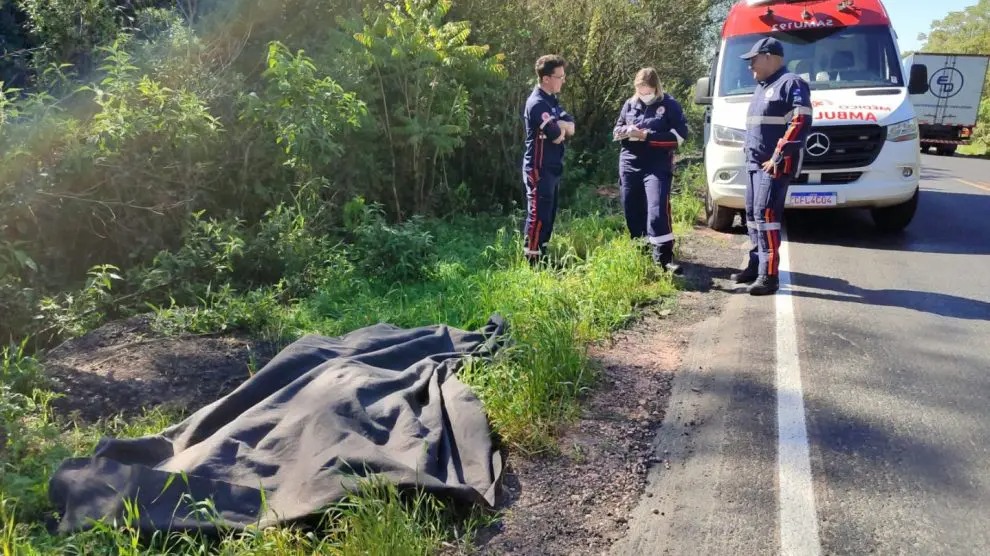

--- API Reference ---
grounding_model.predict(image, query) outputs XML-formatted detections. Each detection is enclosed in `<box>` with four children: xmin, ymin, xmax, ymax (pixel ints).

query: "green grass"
<box><xmin>2</xmin><ymin>476</ymin><xmax>491</xmax><ymax>556</ymax></box>
<box><xmin>958</xmin><ymin>143</ymin><xmax>989</xmax><ymax>157</ymax></box>
<box><xmin>1</xmin><ymin>165</ymin><xmax>707</xmax><ymax>554</ymax></box>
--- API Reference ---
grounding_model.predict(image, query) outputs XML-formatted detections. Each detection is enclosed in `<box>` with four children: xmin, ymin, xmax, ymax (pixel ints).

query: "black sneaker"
<box><xmin>730</xmin><ymin>267</ymin><xmax>758</xmax><ymax>284</ymax></box>
<box><xmin>747</xmin><ymin>275</ymin><xmax>780</xmax><ymax>296</ymax></box>
<box><xmin>654</xmin><ymin>249</ymin><xmax>684</xmax><ymax>276</ymax></box>
<box><xmin>662</xmin><ymin>261</ymin><xmax>684</xmax><ymax>276</ymax></box>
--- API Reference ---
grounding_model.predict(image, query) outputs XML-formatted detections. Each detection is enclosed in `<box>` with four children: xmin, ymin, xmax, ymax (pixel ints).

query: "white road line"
<box><xmin>776</xmin><ymin>227</ymin><xmax>822</xmax><ymax>556</ymax></box>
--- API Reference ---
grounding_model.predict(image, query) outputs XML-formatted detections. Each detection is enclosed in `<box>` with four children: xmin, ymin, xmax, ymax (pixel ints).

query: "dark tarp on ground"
<box><xmin>49</xmin><ymin>316</ymin><xmax>506</xmax><ymax>534</ymax></box>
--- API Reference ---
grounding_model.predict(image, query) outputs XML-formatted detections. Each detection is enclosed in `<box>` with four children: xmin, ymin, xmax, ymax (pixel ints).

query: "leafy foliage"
<box><xmin>15</xmin><ymin>0</ymin><xmax>119</xmax><ymax>73</ymax></box>
<box><xmin>347</xmin><ymin>0</ymin><xmax>507</xmax><ymax>216</ymax></box>
<box><xmin>241</xmin><ymin>41</ymin><xmax>366</xmax><ymax>179</ymax></box>
<box><xmin>1</xmin><ymin>0</ymin><xmax>723</xmax><ymax>338</ymax></box>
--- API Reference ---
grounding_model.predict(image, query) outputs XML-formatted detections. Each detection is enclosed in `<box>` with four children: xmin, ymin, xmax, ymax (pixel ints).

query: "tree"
<box><xmin>348</xmin><ymin>0</ymin><xmax>506</xmax><ymax>217</ymax></box>
<box><xmin>921</xmin><ymin>0</ymin><xmax>990</xmax><ymax>55</ymax></box>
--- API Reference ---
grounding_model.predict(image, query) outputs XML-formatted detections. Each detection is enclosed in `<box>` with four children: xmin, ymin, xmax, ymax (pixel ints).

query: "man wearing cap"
<box><xmin>733</xmin><ymin>37</ymin><xmax>812</xmax><ymax>295</ymax></box>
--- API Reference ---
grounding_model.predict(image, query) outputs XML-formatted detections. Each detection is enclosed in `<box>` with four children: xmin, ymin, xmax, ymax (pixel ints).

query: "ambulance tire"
<box><xmin>870</xmin><ymin>189</ymin><xmax>918</xmax><ymax>233</ymax></box>
<box><xmin>705</xmin><ymin>188</ymin><xmax>735</xmax><ymax>231</ymax></box>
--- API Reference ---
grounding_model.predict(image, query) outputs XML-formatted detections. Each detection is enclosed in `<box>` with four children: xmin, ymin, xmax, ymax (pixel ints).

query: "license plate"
<box><xmin>789</xmin><ymin>192</ymin><xmax>837</xmax><ymax>206</ymax></box>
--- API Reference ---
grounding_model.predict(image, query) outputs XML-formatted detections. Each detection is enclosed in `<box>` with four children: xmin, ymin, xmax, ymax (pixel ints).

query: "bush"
<box><xmin>133</xmin><ymin>211</ymin><xmax>246</xmax><ymax>307</ymax></box>
<box><xmin>0</xmin><ymin>278</ymin><xmax>38</xmax><ymax>345</ymax></box>
<box><xmin>345</xmin><ymin>197</ymin><xmax>438</xmax><ymax>285</ymax></box>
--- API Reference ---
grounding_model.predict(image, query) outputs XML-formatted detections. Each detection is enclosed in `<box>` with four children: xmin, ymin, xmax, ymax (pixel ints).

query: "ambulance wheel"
<box><xmin>871</xmin><ymin>189</ymin><xmax>918</xmax><ymax>233</ymax></box>
<box><xmin>705</xmin><ymin>188</ymin><xmax>735</xmax><ymax>232</ymax></box>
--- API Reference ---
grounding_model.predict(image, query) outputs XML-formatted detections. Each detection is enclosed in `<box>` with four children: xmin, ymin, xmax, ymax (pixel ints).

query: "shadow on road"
<box><xmin>919</xmin><ymin>164</ymin><xmax>959</xmax><ymax>181</ymax></box>
<box><xmin>787</xmin><ymin>272</ymin><xmax>990</xmax><ymax>321</ymax></box>
<box><xmin>655</xmin><ymin>359</ymin><xmax>983</xmax><ymax>552</ymax></box>
<box><xmin>784</xmin><ymin>189</ymin><xmax>990</xmax><ymax>255</ymax></box>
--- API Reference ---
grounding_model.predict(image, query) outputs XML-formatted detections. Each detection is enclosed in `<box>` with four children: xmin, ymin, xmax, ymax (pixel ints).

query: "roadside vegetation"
<box><xmin>1</xmin><ymin>177</ymin><xmax>706</xmax><ymax>553</ymax></box>
<box><xmin>1</xmin><ymin>0</ymin><xmax>717</xmax><ymax>552</ymax></box>
<box><xmin>957</xmin><ymin>144</ymin><xmax>988</xmax><ymax>158</ymax></box>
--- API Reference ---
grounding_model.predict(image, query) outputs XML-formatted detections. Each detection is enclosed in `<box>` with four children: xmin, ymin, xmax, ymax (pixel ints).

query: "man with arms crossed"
<box><xmin>521</xmin><ymin>54</ymin><xmax>575</xmax><ymax>266</ymax></box>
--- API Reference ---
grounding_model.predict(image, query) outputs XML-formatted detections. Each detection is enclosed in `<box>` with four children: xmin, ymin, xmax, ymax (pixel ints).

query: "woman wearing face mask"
<box><xmin>613</xmin><ymin>67</ymin><xmax>690</xmax><ymax>274</ymax></box>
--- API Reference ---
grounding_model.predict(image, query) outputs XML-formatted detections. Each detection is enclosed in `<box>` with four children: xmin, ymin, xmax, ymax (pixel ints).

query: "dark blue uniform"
<box><xmin>613</xmin><ymin>93</ymin><xmax>689</xmax><ymax>263</ymax></box>
<box><xmin>743</xmin><ymin>67</ymin><xmax>812</xmax><ymax>277</ymax></box>
<box><xmin>522</xmin><ymin>86</ymin><xmax>574</xmax><ymax>258</ymax></box>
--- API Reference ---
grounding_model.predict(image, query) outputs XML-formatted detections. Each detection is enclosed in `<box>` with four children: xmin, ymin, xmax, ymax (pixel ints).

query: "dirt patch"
<box><xmin>474</xmin><ymin>226</ymin><xmax>746</xmax><ymax>555</ymax></box>
<box><xmin>41</xmin><ymin>315</ymin><xmax>277</xmax><ymax>424</ymax></box>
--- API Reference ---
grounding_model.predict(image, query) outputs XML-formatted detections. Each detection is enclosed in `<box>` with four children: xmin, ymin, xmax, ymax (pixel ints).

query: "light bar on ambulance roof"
<box><xmin>745</xmin><ymin>0</ymin><xmax>858</xmax><ymax>6</ymax></box>
<box><xmin>724</xmin><ymin>0</ymin><xmax>880</xmax><ymax>37</ymax></box>
<box><xmin>745</xmin><ymin>0</ymin><xmax>829</xmax><ymax>5</ymax></box>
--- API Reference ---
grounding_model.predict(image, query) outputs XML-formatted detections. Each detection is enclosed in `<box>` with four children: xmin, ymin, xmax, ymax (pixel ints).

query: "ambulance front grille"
<box><xmin>801</xmin><ymin>125</ymin><xmax>887</xmax><ymax>170</ymax></box>
<box><xmin>792</xmin><ymin>172</ymin><xmax>863</xmax><ymax>185</ymax></box>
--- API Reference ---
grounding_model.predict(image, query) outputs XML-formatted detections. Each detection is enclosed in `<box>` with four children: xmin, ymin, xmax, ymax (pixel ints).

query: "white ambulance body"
<box><xmin>695</xmin><ymin>0</ymin><xmax>930</xmax><ymax>232</ymax></box>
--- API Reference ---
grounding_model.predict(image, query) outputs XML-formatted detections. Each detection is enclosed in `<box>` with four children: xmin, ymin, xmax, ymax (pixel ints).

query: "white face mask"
<box><xmin>639</xmin><ymin>93</ymin><xmax>657</xmax><ymax>104</ymax></box>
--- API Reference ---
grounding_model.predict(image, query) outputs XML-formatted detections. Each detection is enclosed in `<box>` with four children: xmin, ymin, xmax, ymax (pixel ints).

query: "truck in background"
<box><xmin>694</xmin><ymin>0</ymin><xmax>930</xmax><ymax>233</ymax></box>
<box><xmin>903</xmin><ymin>53</ymin><xmax>989</xmax><ymax>156</ymax></box>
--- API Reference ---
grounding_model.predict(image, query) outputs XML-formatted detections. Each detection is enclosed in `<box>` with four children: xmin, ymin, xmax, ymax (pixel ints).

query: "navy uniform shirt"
<box><xmin>744</xmin><ymin>67</ymin><xmax>812</xmax><ymax>179</ymax></box>
<box><xmin>613</xmin><ymin>93</ymin><xmax>689</xmax><ymax>172</ymax></box>
<box><xmin>522</xmin><ymin>86</ymin><xmax>574</xmax><ymax>177</ymax></box>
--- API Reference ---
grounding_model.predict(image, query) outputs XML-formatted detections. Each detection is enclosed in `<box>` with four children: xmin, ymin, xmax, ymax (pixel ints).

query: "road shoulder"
<box><xmin>475</xmin><ymin>227</ymin><xmax>755</xmax><ymax>555</ymax></box>
<box><xmin>615</xmin><ymin>230</ymin><xmax>780</xmax><ymax>555</ymax></box>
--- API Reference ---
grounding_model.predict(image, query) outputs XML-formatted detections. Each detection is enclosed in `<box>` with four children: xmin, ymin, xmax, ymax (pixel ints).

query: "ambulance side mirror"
<box><xmin>908</xmin><ymin>64</ymin><xmax>928</xmax><ymax>95</ymax></box>
<box><xmin>695</xmin><ymin>77</ymin><xmax>712</xmax><ymax>105</ymax></box>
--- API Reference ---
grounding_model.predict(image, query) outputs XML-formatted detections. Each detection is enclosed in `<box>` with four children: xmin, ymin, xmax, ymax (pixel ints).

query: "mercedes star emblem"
<box><xmin>805</xmin><ymin>132</ymin><xmax>830</xmax><ymax>157</ymax></box>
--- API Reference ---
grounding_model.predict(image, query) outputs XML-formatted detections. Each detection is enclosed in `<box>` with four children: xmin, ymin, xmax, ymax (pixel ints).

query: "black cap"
<box><xmin>740</xmin><ymin>37</ymin><xmax>784</xmax><ymax>60</ymax></box>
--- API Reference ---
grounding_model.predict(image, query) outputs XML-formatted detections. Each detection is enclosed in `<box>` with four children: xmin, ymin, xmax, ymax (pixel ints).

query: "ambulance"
<box><xmin>694</xmin><ymin>0</ymin><xmax>930</xmax><ymax>232</ymax></box>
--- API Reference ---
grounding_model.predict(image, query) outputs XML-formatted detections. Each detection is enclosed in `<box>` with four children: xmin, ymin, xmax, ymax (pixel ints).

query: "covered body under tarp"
<box><xmin>49</xmin><ymin>316</ymin><xmax>506</xmax><ymax>534</ymax></box>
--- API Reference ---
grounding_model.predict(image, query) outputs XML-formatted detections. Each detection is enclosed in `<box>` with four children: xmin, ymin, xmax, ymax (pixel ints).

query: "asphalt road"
<box><xmin>618</xmin><ymin>153</ymin><xmax>990</xmax><ymax>555</ymax></box>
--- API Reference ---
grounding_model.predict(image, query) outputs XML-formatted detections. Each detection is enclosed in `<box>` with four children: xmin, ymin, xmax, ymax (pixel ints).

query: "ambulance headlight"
<box><xmin>713</xmin><ymin>125</ymin><xmax>746</xmax><ymax>147</ymax></box>
<box><xmin>886</xmin><ymin>118</ymin><xmax>919</xmax><ymax>142</ymax></box>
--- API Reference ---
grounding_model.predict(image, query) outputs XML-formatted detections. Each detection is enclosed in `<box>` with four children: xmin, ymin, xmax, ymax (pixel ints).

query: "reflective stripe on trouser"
<box><xmin>745</xmin><ymin>169</ymin><xmax>788</xmax><ymax>276</ymax></box>
<box><xmin>523</xmin><ymin>168</ymin><xmax>561</xmax><ymax>256</ymax></box>
<box><xmin>619</xmin><ymin>166</ymin><xmax>675</xmax><ymax>253</ymax></box>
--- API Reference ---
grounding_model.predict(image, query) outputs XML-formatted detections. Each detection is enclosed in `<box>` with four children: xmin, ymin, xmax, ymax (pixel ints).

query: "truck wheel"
<box><xmin>937</xmin><ymin>145</ymin><xmax>957</xmax><ymax>156</ymax></box>
<box><xmin>870</xmin><ymin>189</ymin><xmax>918</xmax><ymax>233</ymax></box>
<box><xmin>705</xmin><ymin>188</ymin><xmax>735</xmax><ymax>231</ymax></box>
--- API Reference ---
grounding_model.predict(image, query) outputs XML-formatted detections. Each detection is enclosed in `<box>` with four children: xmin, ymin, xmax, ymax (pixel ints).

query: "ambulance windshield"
<box><xmin>718</xmin><ymin>25</ymin><xmax>903</xmax><ymax>96</ymax></box>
